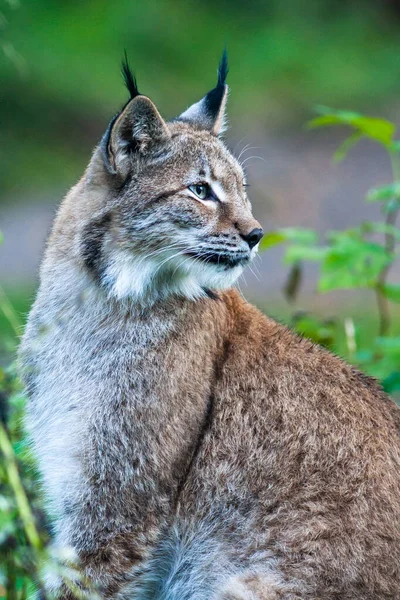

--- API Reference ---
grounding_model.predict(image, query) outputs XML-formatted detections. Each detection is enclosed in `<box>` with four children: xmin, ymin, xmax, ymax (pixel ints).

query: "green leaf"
<box><xmin>390</xmin><ymin>141</ymin><xmax>400</xmax><ymax>154</ymax></box>
<box><xmin>375</xmin><ymin>337</ymin><xmax>400</xmax><ymax>356</ymax></box>
<box><xmin>333</xmin><ymin>132</ymin><xmax>363</xmax><ymax>163</ymax></box>
<box><xmin>355</xmin><ymin>349</ymin><xmax>374</xmax><ymax>363</ymax></box>
<box><xmin>366</xmin><ymin>182</ymin><xmax>400</xmax><ymax>202</ymax></box>
<box><xmin>291</xmin><ymin>312</ymin><xmax>336</xmax><ymax>349</ymax></box>
<box><xmin>384</xmin><ymin>198</ymin><xmax>400</xmax><ymax>214</ymax></box>
<box><xmin>284</xmin><ymin>245</ymin><xmax>326</xmax><ymax>264</ymax></box>
<box><xmin>379</xmin><ymin>283</ymin><xmax>400</xmax><ymax>303</ymax></box>
<box><xmin>280</xmin><ymin>228</ymin><xmax>319</xmax><ymax>245</ymax></box>
<box><xmin>382</xmin><ymin>372</ymin><xmax>400</xmax><ymax>395</ymax></box>
<box><xmin>308</xmin><ymin>106</ymin><xmax>396</xmax><ymax>146</ymax></box>
<box><xmin>260</xmin><ymin>227</ymin><xmax>318</xmax><ymax>251</ymax></box>
<box><xmin>259</xmin><ymin>231</ymin><xmax>286</xmax><ymax>251</ymax></box>
<box><xmin>360</xmin><ymin>221</ymin><xmax>400</xmax><ymax>240</ymax></box>
<box><xmin>318</xmin><ymin>233</ymin><xmax>391</xmax><ymax>292</ymax></box>
<box><xmin>308</xmin><ymin>107</ymin><xmax>363</xmax><ymax>128</ymax></box>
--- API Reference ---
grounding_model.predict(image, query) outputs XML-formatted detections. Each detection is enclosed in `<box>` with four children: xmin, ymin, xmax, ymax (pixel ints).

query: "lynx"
<box><xmin>20</xmin><ymin>52</ymin><xmax>400</xmax><ymax>599</ymax></box>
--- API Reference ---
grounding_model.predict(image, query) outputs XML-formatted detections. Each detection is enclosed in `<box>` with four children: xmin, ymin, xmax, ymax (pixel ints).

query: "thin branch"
<box><xmin>0</xmin><ymin>421</ymin><xmax>42</xmax><ymax>551</ymax></box>
<box><xmin>375</xmin><ymin>150</ymin><xmax>400</xmax><ymax>337</ymax></box>
<box><xmin>0</xmin><ymin>285</ymin><xmax>22</xmax><ymax>336</ymax></box>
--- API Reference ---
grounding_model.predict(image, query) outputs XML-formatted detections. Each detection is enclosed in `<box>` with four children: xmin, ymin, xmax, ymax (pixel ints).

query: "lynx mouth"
<box><xmin>185</xmin><ymin>250</ymin><xmax>250</xmax><ymax>268</ymax></box>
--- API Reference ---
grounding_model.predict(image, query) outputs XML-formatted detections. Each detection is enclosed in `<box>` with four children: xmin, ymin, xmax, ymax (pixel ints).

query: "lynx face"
<box><xmin>83</xmin><ymin>53</ymin><xmax>263</xmax><ymax>303</ymax></box>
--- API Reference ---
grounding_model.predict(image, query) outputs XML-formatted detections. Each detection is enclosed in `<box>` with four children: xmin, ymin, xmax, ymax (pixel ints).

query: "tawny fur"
<box><xmin>19</xmin><ymin>61</ymin><xmax>400</xmax><ymax>599</ymax></box>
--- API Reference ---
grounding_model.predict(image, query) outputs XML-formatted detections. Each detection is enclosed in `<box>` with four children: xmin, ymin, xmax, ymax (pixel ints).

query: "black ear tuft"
<box><xmin>203</xmin><ymin>48</ymin><xmax>229</xmax><ymax>121</ymax></box>
<box><xmin>217</xmin><ymin>47</ymin><xmax>229</xmax><ymax>87</ymax></box>
<box><xmin>176</xmin><ymin>48</ymin><xmax>229</xmax><ymax>134</ymax></box>
<box><xmin>121</xmin><ymin>51</ymin><xmax>140</xmax><ymax>99</ymax></box>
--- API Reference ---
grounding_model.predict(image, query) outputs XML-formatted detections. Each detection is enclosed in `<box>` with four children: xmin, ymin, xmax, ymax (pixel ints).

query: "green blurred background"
<box><xmin>1</xmin><ymin>0</ymin><xmax>400</xmax><ymax>350</ymax></box>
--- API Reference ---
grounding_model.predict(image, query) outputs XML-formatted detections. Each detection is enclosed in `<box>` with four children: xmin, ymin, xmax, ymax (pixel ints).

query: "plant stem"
<box><xmin>6</xmin><ymin>554</ymin><xmax>17</xmax><ymax>600</ymax></box>
<box><xmin>344</xmin><ymin>317</ymin><xmax>357</xmax><ymax>359</ymax></box>
<box><xmin>0</xmin><ymin>285</ymin><xmax>21</xmax><ymax>336</ymax></box>
<box><xmin>0</xmin><ymin>421</ymin><xmax>42</xmax><ymax>551</ymax></box>
<box><xmin>375</xmin><ymin>150</ymin><xmax>400</xmax><ymax>337</ymax></box>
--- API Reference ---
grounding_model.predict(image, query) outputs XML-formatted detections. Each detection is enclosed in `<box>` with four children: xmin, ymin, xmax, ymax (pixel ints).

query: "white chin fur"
<box><xmin>102</xmin><ymin>249</ymin><xmax>244</xmax><ymax>304</ymax></box>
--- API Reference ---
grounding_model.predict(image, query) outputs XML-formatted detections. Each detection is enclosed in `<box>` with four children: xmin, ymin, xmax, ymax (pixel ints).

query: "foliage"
<box><xmin>0</xmin><ymin>361</ymin><xmax>47</xmax><ymax>599</ymax></box>
<box><xmin>3</xmin><ymin>0</ymin><xmax>400</xmax><ymax>200</ymax></box>
<box><xmin>261</xmin><ymin>107</ymin><xmax>400</xmax><ymax>397</ymax></box>
<box><xmin>0</xmin><ymin>294</ymin><xmax>101</xmax><ymax>598</ymax></box>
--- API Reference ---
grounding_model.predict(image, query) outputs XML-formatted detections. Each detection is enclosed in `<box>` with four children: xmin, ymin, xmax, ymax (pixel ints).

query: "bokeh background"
<box><xmin>2</xmin><ymin>0</ymin><xmax>400</xmax><ymax>347</ymax></box>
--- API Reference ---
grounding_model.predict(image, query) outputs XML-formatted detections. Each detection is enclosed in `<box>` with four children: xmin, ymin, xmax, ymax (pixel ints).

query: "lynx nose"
<box><xmin>241</xmin><ymin>227</ymin><xmax>264</xmax><ymax>250</ymax></box>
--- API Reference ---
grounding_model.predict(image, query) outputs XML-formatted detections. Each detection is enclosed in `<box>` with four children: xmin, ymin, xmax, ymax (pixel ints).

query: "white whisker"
<box><xmin>237</xmin><ymin>143</ymin><xmax>252</xmax><ymax>162</ymax></box>
<box><xmin>132</xmin><ymin>241</ymin><xmax>186</xmax><ymax>272</ymax></box>
<box><xmin>248</xmin><ymin>264</ymin><xmax>260</xmax><ymax>282</ymax></box>
<box><xmin>152</xmin><ymin>249</ymin><xmax>187</xmax><ymax>276</ymax></box>
<box><xmin>240</xmin><ymin>155</ymin><xmax>267</xmax><ymax>168</ymax></box>
<box><xmin>237</xmin><ymin>145</ymin><xmax>261</xmax><ymax>163</ymax></box>
<box><xmin>233</xmin><ymin>137</ymin><xmax>248</xmax><ymax>156</ymax></box>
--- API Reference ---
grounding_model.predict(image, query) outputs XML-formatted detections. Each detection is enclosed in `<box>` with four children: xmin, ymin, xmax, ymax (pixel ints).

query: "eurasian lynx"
<box><xmin>20</xmin><ymin>52</ymin><xmax>400</xmax><ymax>599</ymax></box>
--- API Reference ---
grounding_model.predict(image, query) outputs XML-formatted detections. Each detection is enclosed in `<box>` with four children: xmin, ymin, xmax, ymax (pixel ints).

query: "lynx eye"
<box><xmin>188</xmin><ymin>183</ymin><xmax>212</xmax><ymax>200</ymax></box>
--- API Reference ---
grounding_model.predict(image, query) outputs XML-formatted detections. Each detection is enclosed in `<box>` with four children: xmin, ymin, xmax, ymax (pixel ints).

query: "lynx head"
<box><xmin>81</xmin><ymin>51</ymin><xmax>263</xmax><ymax>304</ymax></box>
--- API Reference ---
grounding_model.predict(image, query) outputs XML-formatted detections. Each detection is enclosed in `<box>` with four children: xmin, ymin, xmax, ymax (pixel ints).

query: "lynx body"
<box><xmin>20</xmin><ymin>55</ymin><xmax>400</xmax><ymax>599</ymax></box>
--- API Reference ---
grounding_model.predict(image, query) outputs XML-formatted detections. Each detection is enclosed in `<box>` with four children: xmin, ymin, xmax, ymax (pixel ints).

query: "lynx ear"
<box><xmin>103</xmin><ymin>95</ymin><xmax>171</xmax><ymax>174</ymax></box>
<box><xmin>178</xmin><ymin>49</ymin><xmax>229</xmax><ymax>135</ymax></box>
<box><xmin>101</xmin><ymin>54</ymin><xmax>171</xmax><ymax>174</ymax></box>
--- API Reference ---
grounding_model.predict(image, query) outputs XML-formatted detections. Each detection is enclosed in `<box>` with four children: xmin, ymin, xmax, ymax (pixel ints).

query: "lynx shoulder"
<box><xmin>20</xmin><ymin>52</ymin><xmax>400</xmax><ymax>599</ymax></box>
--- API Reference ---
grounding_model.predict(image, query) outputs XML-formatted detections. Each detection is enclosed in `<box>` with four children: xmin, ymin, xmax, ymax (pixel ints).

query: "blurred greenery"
<box><xmin>3</xmin><ymin>0</ymin><xmax>400</xmax><ymax>200</ymax></box>
<box><xmin>0</xmin><ymin>363</ymin><xmax>48</xmax><ymax>599</ymax></box>
<box><xmin>2</xmin><ymin>1</ymin><xmax>400</xmax><ymax>597</ymax></box>
<box><xmin>260</xmin><ymin>106</ymin><xmax>400</xmax><ymax>394</ymax></box>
